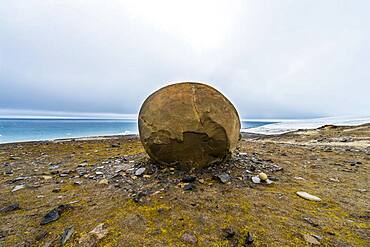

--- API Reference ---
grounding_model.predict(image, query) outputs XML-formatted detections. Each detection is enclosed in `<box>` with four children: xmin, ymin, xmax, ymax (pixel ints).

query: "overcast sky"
<box><xmin>0</xmin><ymin>0</ymin><xmax>369</xmax><ymax>119</ymax></box>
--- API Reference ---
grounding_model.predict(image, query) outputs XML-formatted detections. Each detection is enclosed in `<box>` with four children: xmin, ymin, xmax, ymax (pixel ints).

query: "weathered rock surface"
<box><xmin>138</xmin><ymin>82</ymin><xmax>241</xmax><ymax>169</ymax></box>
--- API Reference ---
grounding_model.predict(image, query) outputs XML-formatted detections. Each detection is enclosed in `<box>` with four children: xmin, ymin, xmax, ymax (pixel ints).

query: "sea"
<box><xmin>0</xmin><ymin>118</ymin><xmax>276</xmax><ymax>144</ymax></box>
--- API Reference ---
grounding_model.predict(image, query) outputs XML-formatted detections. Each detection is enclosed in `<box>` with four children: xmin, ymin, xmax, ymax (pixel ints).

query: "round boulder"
<box><xmin>138</xmin><ymin>82</ymin><xmax>241</xmax><ymax>169</ymax></box>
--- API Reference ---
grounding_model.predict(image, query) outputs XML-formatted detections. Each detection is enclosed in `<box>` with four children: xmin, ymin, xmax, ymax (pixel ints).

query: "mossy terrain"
<box><xmin>0</xmin><ymin>125</ymin><xmax>369</xmax><ymax>246</ymax></box>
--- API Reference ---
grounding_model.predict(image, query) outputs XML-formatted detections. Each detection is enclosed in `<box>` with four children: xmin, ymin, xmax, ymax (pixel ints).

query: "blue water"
<box><xmin>0</xmin><ymin>118</ymin><xmax>275</xmax><ymax>144</ymax></box>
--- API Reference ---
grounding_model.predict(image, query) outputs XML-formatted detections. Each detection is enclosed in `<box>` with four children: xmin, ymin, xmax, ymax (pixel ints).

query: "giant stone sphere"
<box><xmin>138</xmin><ymin>82</ymin><xmax>241</xmax><ymax>169</ymax></box>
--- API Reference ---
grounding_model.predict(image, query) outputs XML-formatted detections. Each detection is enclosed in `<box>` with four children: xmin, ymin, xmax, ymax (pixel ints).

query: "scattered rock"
<box><xmin>74</xmin><ymin>181</ymin><xmax>82</xmax><ymax>186</ymax></box>
<box><xmin>329</xmin><ymin>177</ymin><xmax>340</xmax><ymax>182</ymax></box>
<box><xmin>40</xmin><ymin>204</ymin><xmax>73</xmax><ymax>225</ymax></box>
<box><xmin>182</xmin><ymin>176</ymin><xmax>196</xmax><ymax>183</ymax></box>
<box><xmin>258</xmin><ymin>172</ymin><xmax>268</xmax><ymax>181</ymax></box>
<box><xmin>303</xmin><ymin>217</ymin><xmax>319</xmax><ymax>227</ymax></box>
<box><xmin>251</xmin><ymin>176</ymin><xmax>261</xmax><ymax>184</ymax></box>
<box><xmin>89</xmin><ymin>223</ymin><xmax>108</xmax><ymax>239</ymax></box>
<box><xmin>0</xmin><ymin>203</ymin><xmax>20</xmax><ymax>213</ymax></box>
<box><xmin>79</xmin><ymin>223</ymin><xmax>108</xmax><ymax>247</ymax></box>
<box><xmin>222</xmin><ymin>228</ymin><xmax>235</xmax><ymax>239</ymax></box>
<box><xmin>182</xmin><ymin>232</ymin><xmax>198</xmax><ymax>244</ymax></box>
<box><xmin>356</xmin><ymin>188</ymin><xmax>367</xmax><ymax>193</ymax></box>
<box><xmin>52</xmin><ymin>188</ymin><xmax>61</xmax><ymax>193</ymax></box>
<box><xmin>135</xmin><ymin>167</ymin><xmax>146</xmax><ymax>176</ymax></box>
<box><xmin>296</xmin><ymin>192</ymin><xmax>321</xmax><ymax>202</ymax></box>
<box><xmin>251</xmin><ymin>175</ymin><xmax>273</xmax><ymax>184</ymax></box>
<box><xmin>244</xmin><ymin>232</ymin><xmax>254</xmax><ymax>245</ymax></box>
<box><xmin>12</xmin><ymin>184</ymin><xmax>25</xmax><ymax>192</ymax></box>
<box><xmin>60</xmin><ymin>226</ymin><xmax>74</xmax><ymax>246</ymax></box>
<box><xmin>111</xmin><ymin>143</ymin><xmax>120</xmax><ymax>148</ymax></box>
<box><xmin>216</xmin><ymin>173</ymin><xmax>231</xmax><ymax>184</ymax></box>
<box><xmin>303</xmin><ymin>234</ymin><xmax>320</xmax><ymax>245</ymax></box>
<box><xmin>42</xmin><ymin>176</ymin><xmax>53</xmax><ymax>180</ymax></box>
<box><xmin>184</xmin><ymin>183</ymin><xmax>195</xmax><ymax>191</ymax></box>
<box><xmin>98</xmin><ymin>179</ymin><xmax>109</xmax><ymax>185</ymax></box>
<box><xmin>95</xmin><ymin>171</ymin><xmax>104</xmax><ymax>175</ymax></box>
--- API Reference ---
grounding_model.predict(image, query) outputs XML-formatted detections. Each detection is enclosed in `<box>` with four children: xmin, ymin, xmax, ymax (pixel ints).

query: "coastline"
<box><xmin>1</xmin><ymin>116</ymin><xmax>369</xmax><ymax>145</ymax></box>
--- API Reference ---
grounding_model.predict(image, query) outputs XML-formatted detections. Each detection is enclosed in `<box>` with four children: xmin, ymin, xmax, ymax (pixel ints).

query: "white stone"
<box><xmin>296</xmin><ymin>191</ymin><xmax>321</xmax><ymax>201</ymax></box>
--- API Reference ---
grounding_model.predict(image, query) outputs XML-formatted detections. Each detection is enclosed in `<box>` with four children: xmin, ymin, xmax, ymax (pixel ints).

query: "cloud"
<box><xmin>0</xmin><ymin>0</ymin><xmax>369</xmax><ymax>118</ymax></box>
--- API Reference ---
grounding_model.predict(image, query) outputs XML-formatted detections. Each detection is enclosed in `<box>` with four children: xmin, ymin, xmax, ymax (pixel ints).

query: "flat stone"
<box><xmin>98</xmin><ymin>179</ymin><xmax>109</xmax><ymax>185</ymax></box>
<box><xmin>296</xmin><ymin>191</ymin><xmax>322</xmax><ymax>201</ymax></box>
<box><xmin>135</xmin><ymin>167</ymin><xmax>146</xmax><ymax>176</ymax></box>
<box><xmin>217</xmin><ymin>173</ymin><xmax>231</xmax><ymax>184</ymax></box>
<box><xmin>60</xmin><ymin>226</ymin><xmax>74</xmax><ymax>246</ymax></box>
<box><xmin>303</xmin><ymin>234</ymin><xmax>320</xmax><ymax>245</ymax></box>
<box><xmin>138</xmin><ymin>82</ymin><xmax>241</xmax><ymax>169</ymax></box>
<box><xmin>12</xmin><ymin>184</ymin><xmax>25</xmax><ymax>192</ymax></box>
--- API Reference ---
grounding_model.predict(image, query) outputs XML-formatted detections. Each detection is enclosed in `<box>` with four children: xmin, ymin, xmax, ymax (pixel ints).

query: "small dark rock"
<box><xmin>111</xmin><ymin>143</ymin><xmax>120</xmax><ymax>148</ymax></box>
<box><xmin>184</xmin><ymin>183</ymin><xmax>195</xmax><ymax>191</ymax></box>
<box><xmin>222</xmin><ymin>228</ymin><xmax>235</xmax><ymax>239</ymax></box>
<box><xmin>52</xmin><ymin>188</ymin><xmax>61</xmax><ymax>193</ymax></box>
<box><xmin>244</xmin><ymin>232</ymin><xmax>254</xmax><ymax>245</ymax></box>
<box><xmin>182</xmin><ymin>176</ymin><xmax>196</xmax><ymax>183</ymax></box>
<box><xmin>0</xmin><ymin>203</ymin><xmax>20</xmax><ymax>213</ymax></box>
<box><xmin>0</xmin><ymin>230</ymin><xmax>6</xmax><ymax>239</ymax></box>
<box><xmin>40</xmin><ymin>204</ymin><xmax>73</xmax><ymax>225</ymax></box>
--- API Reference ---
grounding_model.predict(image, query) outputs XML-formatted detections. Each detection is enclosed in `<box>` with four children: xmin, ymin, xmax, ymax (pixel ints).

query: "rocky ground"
<box><xmin>0</xmin><ymin>124</ymin><xmax>369</xmax><ymax>246</ymax></box>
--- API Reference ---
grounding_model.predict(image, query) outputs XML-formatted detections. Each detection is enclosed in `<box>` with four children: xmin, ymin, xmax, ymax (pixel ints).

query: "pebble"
<box><xmin>60</xmin><ymin>226</ymin><xmax>74</xmax><ymax>246</ymax></box>
<box><xmin>182</xmin><ymin>176</ymin><xmax>196</xmax><ymax>183</ymax></box>
<box><xmin>357</xmin><ymin>188</ymin><xmax>367</xmax><ymax>193</ymax></box>
<box><xmin>183</xmin><ymin>183</ymin><xmax>195</xmax><ymax>191</ymax></box>
<box><xmin>245</xmin><ymin>232</ymin><xmax>254</xmax><ymax>245</ymax></box>
<box><xmin>303</xmin><ymin>234</ymin><xmax>320</xmax><ymax>245</ymax></box>
<box><xmin>329</xmin><ymin>177</ymin><xmax>340</xmax><ymax>182</ymax></box>
<box><xmin>216</xmin><ymin>173</ymin><xmax>231</xmax><ymax>184</ymax></box>
<box><xmin>182</xmin><ymin>232</ymin><xmax>198</xmax><ymax>244</ymax></box>
<box><xmin>296</xmin><ymin>191</ymin><xmax>321</xmax><ymax>201</ymax></box>
<box><xmin>12</xmin><ymin>184</ymin><xmax>25</xmax><ymax>192</ymax></box>
<box><xmin>135</xmin><ymin>167</ymin><xmax>146</xmax><ymax>176</ymax></box>
<box><xmin>74</xmin><ymin>181</ymin><xmax>82</xmax><ymax>186</ymax></box>
<box><xmin>42</xmin><ymin>176</ymin><xmax>53</xmax><ymax>180</ymax></box>
<box><xmin>251</xmin><ymin>175</ymin><xmax>273</xmax><ymax>184</ymax></box>
<box><xmin>98</xmin><ymin>179</ymin><xmax>109</xmax><ymax>185</ymax></box>
<box><xmin>95</xmin><ymin>171</ymin><xmax>104</xmax><ymax>175</ymax></box>
<box><xmin>258</xmin><ymin>172</ymin><xmax>268</xmax><ymax>181</ymax></box>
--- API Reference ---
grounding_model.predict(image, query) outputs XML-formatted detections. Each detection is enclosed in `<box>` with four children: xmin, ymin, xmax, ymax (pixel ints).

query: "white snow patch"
<box><xmin>243</xmin><ymin>116</ymin><xmax>370</xmax><ymax>135</ymax></box>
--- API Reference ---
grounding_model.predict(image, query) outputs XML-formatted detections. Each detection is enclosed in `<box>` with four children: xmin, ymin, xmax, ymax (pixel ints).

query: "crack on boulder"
<box><xmin>144</xmin><ymin>116</ymin><xmax>229</xmax><ymax>169</ymax></box>
<box><xmin>191</xmin><ymin>84</ymin><xmax>203</xmax><ymax>126</ymax></box>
